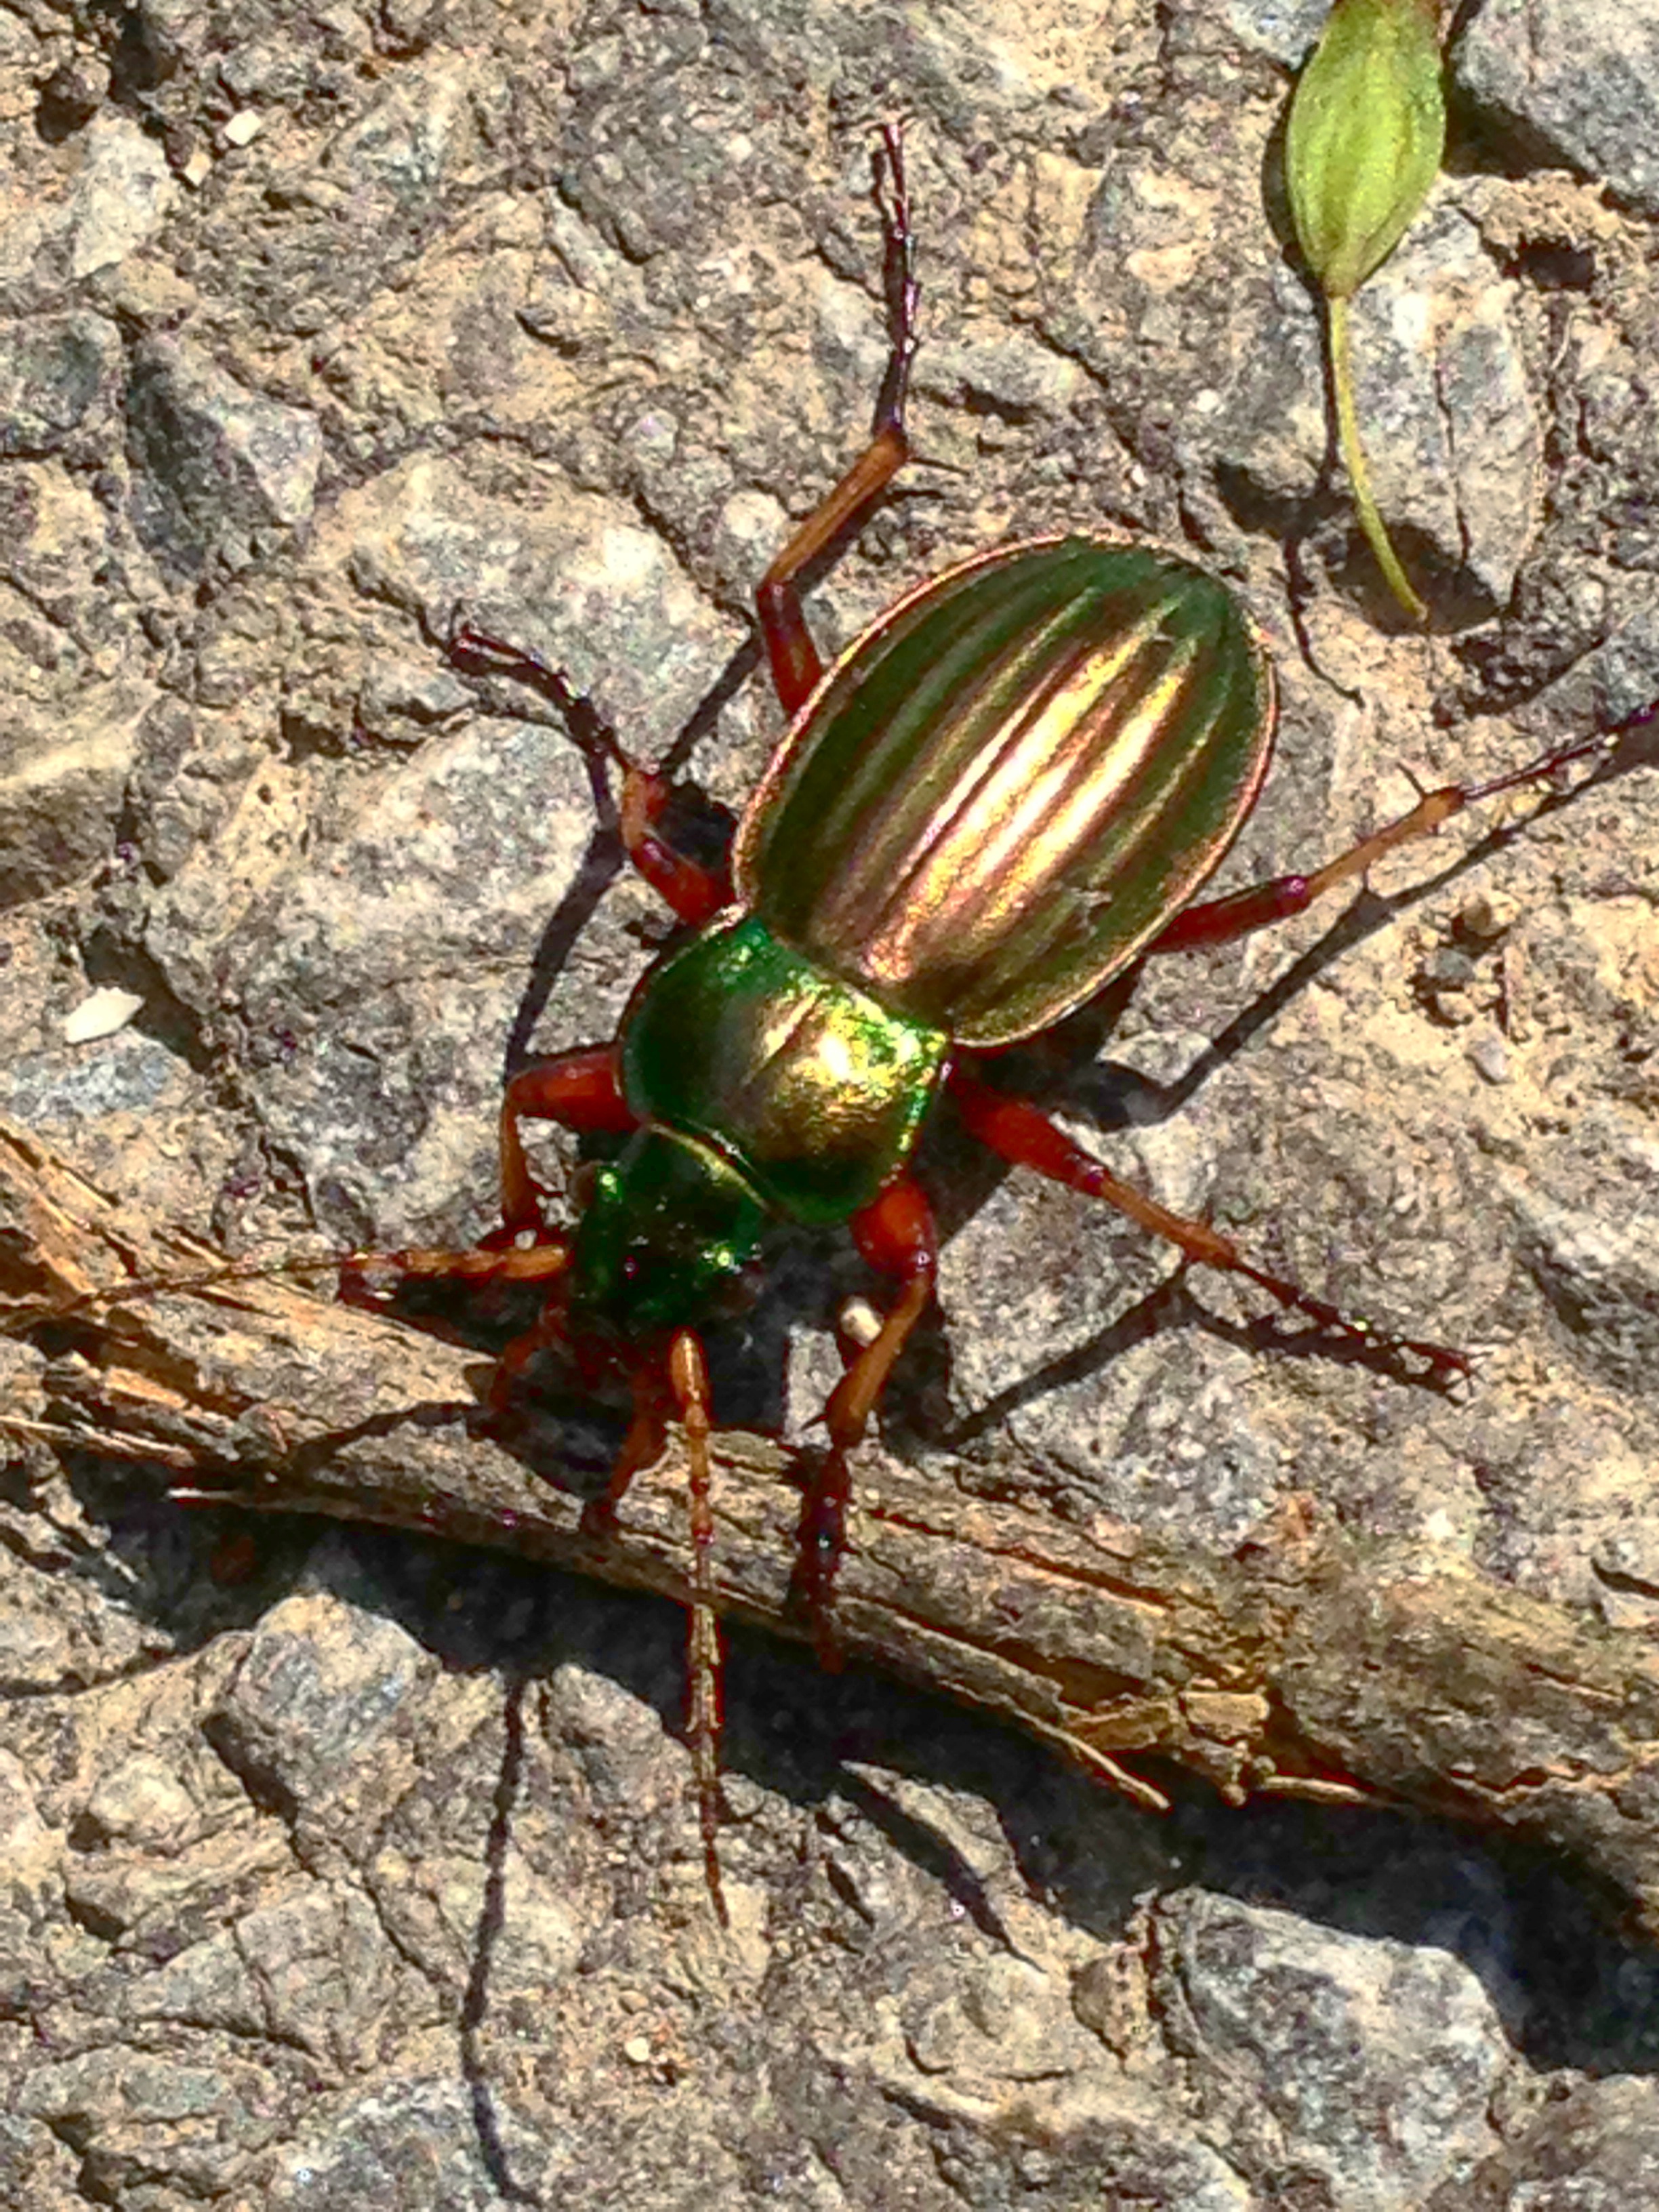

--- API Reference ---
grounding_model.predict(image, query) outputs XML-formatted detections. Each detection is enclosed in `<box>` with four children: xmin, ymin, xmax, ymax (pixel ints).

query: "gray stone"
<box><xmin>0</xmin><ymin>311</ymin><xmax>119</xmax><ymax>457</ymax></box>
<box><xmin>0</xmin><ymin>683</ymin><xmax>148</xmax><ymax>906</ymax></box>
<box><xmin>263</xmin><ymin>2076</ymin><xmax>558</xmax><ymax>2209</ymax></box>
<box><xmin>1431</xmin><ymin>2074</ymin><xmax>1659</xmax><ymax>2207</ymax></box>
<box><xmin>1459</xmin><ymin>0</ymin><xmax>1659</xmax><ymax>218</ymax></box>
<box><xmin>65</xmin><ymin>114</ymin><xmax>178</xmax><ymax>282</ymax></box>
<box><xmin>1225</xmin><ymin>0</ymin><xmax>1330</xmax><ymax>64</ymax></box>
<box><xmin>1512</xmin><ymin>1187</ymin><xmax>1659</xmax><ymax>1392</ymax></box>
<box><xmin>205</xmin><ymin>1589</ymin><xmax>429</xmax><ymax>1814</ymax></box>
<box><xmin>130</xmin><ymin>1885</ymin><xmax>397</xmax><ymax>2066</ymax></box>
<box><xmin>125</xmin><ymin>336</ymin><xmax>323</xmax><ymax>579</ymax></box>
<box><xmin>1158</xmin><ymin>1890</ymin><xmax>1509</xmax><ymax>2207</ymax></box>
<box><xmin>19</xmin><ymin>2049</ymin><xmax>285</xmax><ymax>2200</ymax></box>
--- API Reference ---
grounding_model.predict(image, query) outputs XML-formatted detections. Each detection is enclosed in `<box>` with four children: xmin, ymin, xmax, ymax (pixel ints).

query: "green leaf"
<box><xmin>1287</xmin><ymin>0</ymin><xmax>1446</xmax><ymax>302</ymax></box>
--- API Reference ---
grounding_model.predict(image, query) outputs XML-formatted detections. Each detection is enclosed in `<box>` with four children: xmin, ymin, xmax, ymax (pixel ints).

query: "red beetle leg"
<box><xmin>795</xmin><ymin>1174</ymin><xmax>939</xmax><ymax>1663</ymax></box>
<box><xmin>1147</xmin><ymin>729</ymin><xmax>1617</xmax><ymax>957</ymax></box>
<box><xmin>755</xmin><ymin>125</ymin><xmax>918</xmax><ymax>718</ymax></box>
<box><xmin>575</xmin><ymin>1338</ymin><xmax>729</xmax><ymax>1923</ymax></box>
<box><xmin>495</xmin><ymin>1046</ymin><xmax>637</xmax><ymax>1237</ymax></box>
<box><xmin>448</xmin><ymin>623</ymin><xmax>731</xmax><ymax>925</ymax></box>
<box><xmin>948</xmin><ymin>1065</ymin><xmax>1468</xmax><ymax>1385</ymax></box>
<box><xmin>615</xmin><ymin>766</ymin><xmax>732</xmax><ymax>927</ymax></box>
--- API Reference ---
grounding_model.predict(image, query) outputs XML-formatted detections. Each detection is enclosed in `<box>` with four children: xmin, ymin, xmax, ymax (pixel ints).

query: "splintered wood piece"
<box><xmin>5</xmin><ymin>1116</ymin><xmax>1659</xmax><ymax>1934</ymax></box>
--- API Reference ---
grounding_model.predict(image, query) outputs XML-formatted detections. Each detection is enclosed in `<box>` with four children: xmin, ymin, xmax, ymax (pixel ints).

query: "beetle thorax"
<box><xmin>619</xmin><ymin>915</ymin><xmax>948</xmax><ymax>1230</ymax></box>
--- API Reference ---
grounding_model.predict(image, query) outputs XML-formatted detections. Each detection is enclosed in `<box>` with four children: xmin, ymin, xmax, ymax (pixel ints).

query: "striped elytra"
<box><xmin>733</xmin><ymin>535</ymin><xmax>1277</xmax><ymax>1047</ymax></box>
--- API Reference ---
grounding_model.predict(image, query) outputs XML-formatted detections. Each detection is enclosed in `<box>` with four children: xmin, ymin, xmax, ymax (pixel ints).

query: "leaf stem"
<box><xmin>1328</xmin><ymin>291</ymin><xmax>1427</xmax><ymax>624</ymax></box>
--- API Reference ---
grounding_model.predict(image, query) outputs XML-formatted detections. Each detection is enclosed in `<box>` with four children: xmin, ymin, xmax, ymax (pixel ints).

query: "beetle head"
<box><xmin>567</xmin><ymin>1126</ymin><xmax>767</xmax><ymax>1340</ymax></box>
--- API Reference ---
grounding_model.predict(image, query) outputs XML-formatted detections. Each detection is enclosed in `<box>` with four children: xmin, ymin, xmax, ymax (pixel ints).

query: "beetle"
<box><xmin>332</xmin><ymin>127</ymin><xmax>1610</xmax><ymax>1920</ymax></box>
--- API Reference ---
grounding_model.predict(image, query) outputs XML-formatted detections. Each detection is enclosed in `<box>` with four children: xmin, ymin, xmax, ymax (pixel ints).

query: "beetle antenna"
<box><xmin>668</xmin><ymin>1329</ymin><xmax>729</xmax><ymax>1926</ymax></box>
<box><xmin>1</xmin><ymin>1250</ymin><xmax>346</xmax><ymax>1334</ymax></box>
<box><xmin>5</xmin><ymin>1238</ymin><xmax>574</xmax><ymax>1339</ymax></box>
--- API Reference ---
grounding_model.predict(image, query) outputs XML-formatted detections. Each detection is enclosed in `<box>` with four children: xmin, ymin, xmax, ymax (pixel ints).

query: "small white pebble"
<box><xmin>180</xmin><ymin>145</ymin><xmax>213</xmax><ymax>188</ymax></box>
<box><xmin>1468</xmin><ymin>1032</ymin><xmax>1511</xmax><ymax>1086</ymax></box>
<box><xmin>62</xmin><ymin>987</ymin><xmax>144</xmax><ymax>1044</ymax></box>
<box><xmin>837</xmin><ymin>1296</ymin><xmax>882</xmax><ymax>1349</ymax></box>
<box><xmin>622</xmin><ymin>2034</ymin><xmax>653</xmax><ymax>2065</ymax></box>
<box><xmin>223</xmin><ymin>110</ymin><xmax>264</xmax><ymax>146</ymax></box>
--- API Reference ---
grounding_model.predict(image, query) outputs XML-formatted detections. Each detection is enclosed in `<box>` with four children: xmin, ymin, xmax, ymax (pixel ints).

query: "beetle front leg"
<box><xmin>949</xmin><ymin>1066</ymin><xmax>1468</xmax><ymax>1382</ymax></box>
<box><xmin>572</xmin><ymin>1343</ymin><xmax>726</xmax><ymax>1923</ymax></box>
<box><xmin>342</xmin><ymin>1046</ymin><xmax>632</xmax><ymax>1386</ymax></box>
<box><xmin>794</xmin><ymin>1175</ymin><xmax>939</xmax><ymax>1661</ymax></box>
<box><xmin>497</xmin><ymin>1045</ymin><xmax>637</xmax><ymax>1236</ymax></box>
<box><xmin>755</xmin><ymin>123</ymin><xmax>920</xmax><ymax>718</ymax></box>
<box><xmin>583</xmin><ymin>1343</ymin><xmax>728</xmax><ymax>1918</ymax></box>
<box><xmin>1145</xmin><ymin>728</ymin><xmax>1621</xmax><ymax>958</ymax></box>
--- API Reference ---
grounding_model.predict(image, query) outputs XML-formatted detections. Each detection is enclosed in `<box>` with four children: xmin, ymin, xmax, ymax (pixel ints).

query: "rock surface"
<box><xmin>1</xmin><ymin>1</ymin><xmax>1658</xmax><ymax>2207</ymax></box>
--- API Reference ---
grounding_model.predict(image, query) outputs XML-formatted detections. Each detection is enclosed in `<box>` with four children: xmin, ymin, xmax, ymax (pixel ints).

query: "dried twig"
<box><xmin>5</xmin><ymin>1115</ymin><xmax>1659</xmax><ymax>1931</ymax></box>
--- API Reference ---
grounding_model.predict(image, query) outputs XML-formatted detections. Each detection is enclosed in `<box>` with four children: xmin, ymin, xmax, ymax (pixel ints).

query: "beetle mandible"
<box><xmin>345</xmin><ymin>127</ymin><xmax>1615</xmax><ymax>1920</ymax></box>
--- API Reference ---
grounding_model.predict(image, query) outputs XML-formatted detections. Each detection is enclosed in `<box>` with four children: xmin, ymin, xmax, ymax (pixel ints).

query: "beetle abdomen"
<box><xmin>733</xmin><ymin>535</ymin><xmax>1275</xmax><ymax>1046</ymax></box>
<box><xmin>620</xmin><ymin>916</ymin><xmax>948</xmax><ymax>1226</ymax></box>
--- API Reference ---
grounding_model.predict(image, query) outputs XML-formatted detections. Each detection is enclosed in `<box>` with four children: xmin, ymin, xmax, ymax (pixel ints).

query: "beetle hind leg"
<box><xmin>949</xmin><ymin>1065</ymin><xmax>1469</xmax><ymax>1384</ymax></box>
<box><xmin>755</xmin><ymin>123</ymin><xmax>920</xmax><ymax>719</ymax></box>
<box><xmin>1146</xmin><ymin>727</ymin><xmax>1624</xmax><ymax>958</ymax></box>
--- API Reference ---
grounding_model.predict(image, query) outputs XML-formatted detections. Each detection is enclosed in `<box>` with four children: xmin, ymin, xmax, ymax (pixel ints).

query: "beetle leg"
<box><xmin>948</xmin><ymin>1065</ymin><xmax>1469</xmax><ymax>1382</ymax></box>
<box><xmin>340</xmin><ymin>1235</ymin><xmax>573</xmax><ymax>1305</ymax></box>
<box><xmin>755</xmin><ymin>123</ymin><xmax>919</xmax><ymax>718</ymax></box>
<box><xmin>340</xmin><ymin>1233</ymin><xmax>575</xmax><ymax>1414</ymax></box>
<box><xmin>1146</xmin><ymin>729</ymin><xmax>1617</xmax><ymax>956</ymax></box>
<box><xmin>337</xmin><ymin>1045</ymin><xmax>630</xmax><ymax>1378</ymax></box>
<box><xmin>795</xmin><ymin>1174</ymin><xmax>939</xmax><ymax>1661</ymax></box>
<box><xmin>449</xmin><ymin>623</ymin><xmax>733</xmax><ymax>926</ymax></box>
<box><xmin>615</xmin><ymin>767</ymin><xmax>733</xmax><ymax>927</ymax></box>
<box><xmin>496</xmin><ymin>1045</ymin><xmax>637</xmax><ymax>1236</ymax></box>
<box><xmin>582</xmin><ymin>1358</ymin><xmax>676</xmax><ymax>1528</ymax></box>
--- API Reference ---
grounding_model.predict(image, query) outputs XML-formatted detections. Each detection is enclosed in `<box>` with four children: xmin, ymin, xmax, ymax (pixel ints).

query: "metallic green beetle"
<box><xmin>589</xmin><ymin>534</ymin><xmax>1273</xmax><ymax>1328</ymax></box>
<box><xmin>372</xmin><ymin>129</ymin><xmax>1597</xmax><ymax>1917</ymax></box>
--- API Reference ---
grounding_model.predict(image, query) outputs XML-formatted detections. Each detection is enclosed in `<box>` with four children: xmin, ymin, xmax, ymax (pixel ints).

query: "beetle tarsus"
<box><xmin>871</xmin><ymin>120</ymin><xmax>920</xmax><ymax>441</ymax></box>
<box><xmin>948</xmin><ymin>1065</ymin><xmax>1471</xmax><ymax>1386</ymax></box>
<box><xmin>752</xmin><ymin>127</ymin><xmax>922</xmax><ymax>716</ymax></box>
<box><xmin>1150</xmin><ymin>724</ymin><xmax>1622</xmax><ymax>958</ymax></box>
<box><xmin>447</xmin><ymin>621</ymin><xmax>632</xmax><ymax>769</ymax></box>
